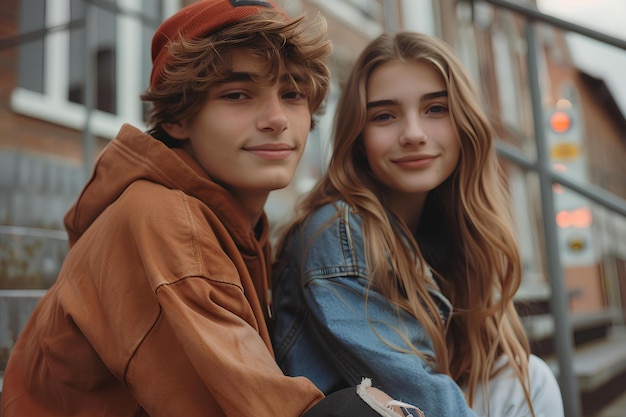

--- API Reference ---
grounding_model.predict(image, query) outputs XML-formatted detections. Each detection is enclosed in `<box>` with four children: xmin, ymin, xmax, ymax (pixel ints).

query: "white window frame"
<box><xmin>10</xmin><ymin>0</ymin><xmax>180</xmax><ymax>139</ymax></box>
<box><xmin>492</xmin><ymin>13</ymin><xmax>524</xmax><ymax>133</ymax></box>
<box><xmin>307</xmin><ymin>0</ymin><xmax>383</xmax><ymax>39</ymax></box>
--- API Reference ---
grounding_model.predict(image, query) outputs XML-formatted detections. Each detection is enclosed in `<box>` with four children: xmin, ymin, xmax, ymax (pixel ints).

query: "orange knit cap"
<box><xmin>150</xmin><ymin>0</ymin><xmax>282</xmax><ymax>88</ymax></box>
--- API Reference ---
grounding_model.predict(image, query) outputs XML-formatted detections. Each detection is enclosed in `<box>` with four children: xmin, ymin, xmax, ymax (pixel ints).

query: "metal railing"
<box><xmin>467</xmin><ymin>2</ymin><xmax>626</xmax><ymax>416</ymax></box>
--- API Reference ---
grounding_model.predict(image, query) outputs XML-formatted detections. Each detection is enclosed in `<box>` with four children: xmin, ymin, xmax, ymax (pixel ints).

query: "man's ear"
<box><xmin>162</xmin><ymin>122</ymin><xmax>189</xmax><ymax>140</ymax></box>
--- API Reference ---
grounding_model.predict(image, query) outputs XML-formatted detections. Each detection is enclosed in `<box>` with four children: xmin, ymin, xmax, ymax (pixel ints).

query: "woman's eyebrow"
<box><xmin>423</xmin><ymin>90</ymin><xmax>448</xmax><ymax>100</ymax></box>
<box><xmin>366</xmin><ymin>90</ymin><xmax>448</xmax><ymax>109</ymax></box>
<box><xmin>366</xmin><ymin>99</ymin><xmax>397</xmax><ymax>109</ymax></box>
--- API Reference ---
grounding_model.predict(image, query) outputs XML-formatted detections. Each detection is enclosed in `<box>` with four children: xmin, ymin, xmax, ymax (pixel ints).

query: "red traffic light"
<box><xmin>550</xmin><ymin>111</ymin><xmax>572</xmax><ymax>133</ymax></box>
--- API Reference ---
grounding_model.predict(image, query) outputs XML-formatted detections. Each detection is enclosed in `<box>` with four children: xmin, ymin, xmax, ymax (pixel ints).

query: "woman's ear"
<box><xmin>162</xmin><ymin>122</ymin><xmax>189</xmax><ymax>140</ymax></box>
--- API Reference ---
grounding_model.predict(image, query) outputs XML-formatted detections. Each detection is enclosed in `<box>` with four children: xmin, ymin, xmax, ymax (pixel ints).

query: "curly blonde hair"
<box><xmin>141</xmin><ymin>10</ymin><xmax>331</xmax><ymax>144</ymax></box>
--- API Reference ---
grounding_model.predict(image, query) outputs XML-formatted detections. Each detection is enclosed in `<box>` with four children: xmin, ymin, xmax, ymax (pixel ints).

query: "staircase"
<box><xmin>517</xmin><ymin>291</ymin><xmax>626</xmax><ymax>417</ymax></box>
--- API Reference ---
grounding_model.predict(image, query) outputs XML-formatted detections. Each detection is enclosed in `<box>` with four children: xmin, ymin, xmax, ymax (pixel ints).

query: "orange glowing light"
<box><xmin>550</xmin><ymin>111</ymin><xmax>572</xmax><ymax>133</ymax></box>
<box><xmin>556</xmin><ymin>207</ymin><xmax>593</xmax><ymax>228</ymax></box>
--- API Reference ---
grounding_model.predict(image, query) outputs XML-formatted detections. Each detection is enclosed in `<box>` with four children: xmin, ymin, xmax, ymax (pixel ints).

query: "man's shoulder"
<box><xmin>119</xmin><ymin>180</ymin><xmax>190</xmax><ymax>213</ymax></box>
<box><xmin>113</xmin><ymin>181</ymin><xmax>217</xmax><ymax>235</ymax></box>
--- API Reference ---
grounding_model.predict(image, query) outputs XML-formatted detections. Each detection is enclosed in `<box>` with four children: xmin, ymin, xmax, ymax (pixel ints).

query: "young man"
<box><xmin>0</xmin><ymin>1</ymin><xmax>419</xmax><ymax>416</ymax></box>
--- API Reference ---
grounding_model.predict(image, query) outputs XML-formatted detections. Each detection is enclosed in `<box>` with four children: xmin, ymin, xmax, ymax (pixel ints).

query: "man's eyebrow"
<box><xmin>218</xmin><ymin>72</ymin><xmax>304</xmax><ymax>84</ymax></box>
<box><xmin>218</xmin><ymin>72</ymin><xmax>253</xmax><ymax>83</ymax></box>
<box><xmin>283</xmin><ymin>72</ymin><xmax>304</xmax><ymax>84</ymax></box>
<box><xmin>366</xmin><ymin>90</ymin><xmax>448</xmax><ymax>109</ymax></box>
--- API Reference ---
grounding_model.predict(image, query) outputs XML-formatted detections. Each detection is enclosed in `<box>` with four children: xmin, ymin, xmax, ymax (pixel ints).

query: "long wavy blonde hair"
<box><xmin>277</xmin><ymin>31</ymin><xmax>532</xmax><ymax>410</ymax></box>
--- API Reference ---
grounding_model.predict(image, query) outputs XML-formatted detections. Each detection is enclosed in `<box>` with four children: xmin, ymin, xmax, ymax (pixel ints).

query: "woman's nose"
<box><xmin>399</xmin><ymin>115</ymin><xmax>427</xmax><ymax>145</ymax></box>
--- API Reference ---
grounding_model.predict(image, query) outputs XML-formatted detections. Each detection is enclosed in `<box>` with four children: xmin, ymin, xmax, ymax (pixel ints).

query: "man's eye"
<box><xmin>283</xmin><ymin>91</ymin><xmax>306</xmax><ymax>100</ymax></box>
<box><xmin>222</xmin><ymin>92</ymin><xmax>248</xmax><ymax>100</ymax></box>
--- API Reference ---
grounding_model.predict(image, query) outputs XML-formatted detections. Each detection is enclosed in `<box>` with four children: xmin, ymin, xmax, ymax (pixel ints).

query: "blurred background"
<box><xmin>0</xmin><ymin>1</ymin><xmax>625</xmax><ymax>416</ymax></box>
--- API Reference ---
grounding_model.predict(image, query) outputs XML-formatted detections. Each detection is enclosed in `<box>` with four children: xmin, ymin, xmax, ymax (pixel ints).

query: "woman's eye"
<box><xmin>427</xmin><ymin>104</ymin><xmax>448</xmax><ymax>115</ymax></box>
<box><xmin>372</xmin><ymin>113</ymin><xmax>394</xmax><ymax>121</ymax></box>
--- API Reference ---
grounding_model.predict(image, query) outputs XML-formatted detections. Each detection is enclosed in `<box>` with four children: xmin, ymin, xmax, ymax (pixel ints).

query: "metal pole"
<box><xmin>525</xmin><ymin>21</ymin><xmax>582</xmax><ymax>417</ymax></box>
<box><xmin>482</xmin><ymin>0</ymin><xmax>626</xmax><ymax>51</ymax></box>
<box><xmin>82</xmin><ymin>0</ymin><xmax>96</xmax><ymax>182</ymax></box>
<box><xmin>495</xmin><ymin>142</ymin><xmax>626</xmax><ymax>217</ymax></box>
<box><xmin>382</xmin><ymin>0</ymin><xmax>399</xmax><ymax>32</ymax></box>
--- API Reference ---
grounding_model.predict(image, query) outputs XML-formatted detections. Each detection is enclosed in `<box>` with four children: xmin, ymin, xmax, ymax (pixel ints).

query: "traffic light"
<box><xmin>547</xmin><ymin>107</ymin><xmax>582</xmax><ymax>162</ymax></box>
<box><xmin>545</xmin><ymin>100</ymin><xmax>595</xmax><ymax>267</ymax></box>
<box><xmin>549</xmin><ymin>109</ymin><xmax>572</xmax><ymax>134</ymax></box>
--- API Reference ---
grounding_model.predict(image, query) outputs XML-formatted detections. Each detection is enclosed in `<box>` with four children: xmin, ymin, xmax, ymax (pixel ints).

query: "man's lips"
<box><xmin>243</xmin><ymin>143</ymin><xmax>296</xmax><ymax>161</ymax></box>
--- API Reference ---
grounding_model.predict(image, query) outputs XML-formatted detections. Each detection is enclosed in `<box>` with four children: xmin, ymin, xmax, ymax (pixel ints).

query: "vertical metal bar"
<box><xmin>525</xmin><ymin>21</ymin><xmax>582</xmax><ymax>417</ymax></box>
<box><xmin>382</xmin><ymin>0</ymin><xmax>399</xmax><ymax>32</ymax></box>
<box><xmin>82</xmin><ymin>0</ymin><xmax>96</xmax><ymax>181</ymax></box>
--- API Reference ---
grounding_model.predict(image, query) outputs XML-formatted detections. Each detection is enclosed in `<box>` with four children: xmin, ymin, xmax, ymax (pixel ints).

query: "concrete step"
<box><xmin>0</xmin><ymin>289</ymin><xmax>47</xmax><ymax>371</ymax></box>
<box><xmin>593</xmin><ymin>389</ymin><xmax>626</xmax><ymax>417</ymax></box>
<box><xmin>521</xmin><ymin>310</ymin><xmax>621</xmax><ymax>357</ymax></box>
<box><xmin>544</xmin><ymin>326</ymin><xmax>626</xmax><ymax>416</ymax></box>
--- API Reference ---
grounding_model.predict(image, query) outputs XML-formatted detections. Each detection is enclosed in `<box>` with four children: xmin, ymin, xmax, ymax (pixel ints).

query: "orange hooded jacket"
<box><xmin>0</xmin><ymin>124</ymin><xmax>323</xmax><ymax>417</ymax></box>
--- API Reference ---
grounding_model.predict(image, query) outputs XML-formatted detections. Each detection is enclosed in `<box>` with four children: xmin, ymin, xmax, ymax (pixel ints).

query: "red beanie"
<box><xmin>150</xmin><ymin>0</ymin><xmax>283</xmax><ymax>88</ymax></box>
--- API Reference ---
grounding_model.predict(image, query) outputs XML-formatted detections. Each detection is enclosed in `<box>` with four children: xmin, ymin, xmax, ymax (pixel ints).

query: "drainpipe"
<box><xmin>398</xmin><ymin>0</ymin><xmax>437</xmax><ymax>35</ymax></box>
<box><xmin>82</xmin><ymin>1</ymin><xmax>96</xmax><ymax>182</ymax></box>
<box><xmin>382</xmin><ymin>0</ymin><xmax>399</xmax><ymax>32</ymax></box>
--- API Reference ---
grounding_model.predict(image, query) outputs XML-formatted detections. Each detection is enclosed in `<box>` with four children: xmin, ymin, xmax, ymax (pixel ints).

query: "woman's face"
<box><xmin>363</xmin><ymin>59</ymin><xmax>460</xmax><ymax>212</ymax></box>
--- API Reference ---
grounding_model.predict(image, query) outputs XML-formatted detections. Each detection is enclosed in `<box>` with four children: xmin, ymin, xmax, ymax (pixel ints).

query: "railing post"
<box><xmin>382</xmin><ymin>0</ymin><xmax>400</xmax><ymax>32</ymax></box>
<box><xmin>525</xmin><ymin>20</ymin><xmax>582</xmax><ymax>417</ymax></box>
<box><xmin>82</xmin><ymin>0</ymin><xmax>96</xmax><ymax>182</ymax></box>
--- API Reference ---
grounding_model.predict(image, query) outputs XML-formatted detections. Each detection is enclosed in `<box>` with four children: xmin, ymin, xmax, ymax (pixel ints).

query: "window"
<box><xmin>307</xmin><ymin>0</ymin><xmax>383</xmax><ymax>38</ymax></box>
<box><xmin>12</xmin><ymin>0</ymin><xmax>178</xmax><ymax>139</ymax></box>
<box><xmin>345</xmin><ymin>0</ymin><xmax>381</xmax><ymax>20</ymax></box>
<box><xmin>492</xmin><ymin>11</ymin><xmax>525</xmax><ymax>133</ymax></box>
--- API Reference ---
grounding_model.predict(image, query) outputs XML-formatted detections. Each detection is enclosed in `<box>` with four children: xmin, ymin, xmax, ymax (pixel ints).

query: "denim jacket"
<box><xmin>272</xmin><ymin>201</ymin><xmax>479</xmax><ymax>417</ymax></box>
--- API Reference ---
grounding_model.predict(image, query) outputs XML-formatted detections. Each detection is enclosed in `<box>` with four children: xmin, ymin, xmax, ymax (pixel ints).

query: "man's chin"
<box><xmin>260</xmin><ymin>171</ymin><xmax>298</xmax><ymax>192</ymax></box>
<box><xmin>266</xmin><ymin>180</ymin><xmax>291</xmax><ymax>191</ymax></box>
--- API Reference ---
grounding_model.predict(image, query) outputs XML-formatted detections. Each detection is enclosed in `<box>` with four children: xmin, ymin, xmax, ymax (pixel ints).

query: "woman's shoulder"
<box><xmin>284</xmin><ymin>200</ymin><xmax>367</xmax><ymax>274</ymax></box>
<box><xmin>293</xmin><ymin>200</ymin><xmax>365</xmax><ymax>252</ymax></box>
<box><xmin>293</xmin><ymin>201</ymin><xmax>364</xmax><ymax>245</ymax></box>
<box><xmin>304</xmin><ymin>199</ymin><xmax>362</xmax><ymax>229</ymax></box>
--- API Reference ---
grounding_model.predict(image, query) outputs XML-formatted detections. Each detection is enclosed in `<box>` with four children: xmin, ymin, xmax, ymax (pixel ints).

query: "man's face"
<box><xmin>172</xmin><ymin>50</ymin><xmax>312</xmax><ymax>205</ymax></box>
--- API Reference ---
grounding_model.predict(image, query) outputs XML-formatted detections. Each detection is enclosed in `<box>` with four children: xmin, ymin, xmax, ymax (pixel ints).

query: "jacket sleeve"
<box><xmin>112</xmin><ymin>188</ymin><xmax>324</xmax><ymax>417</ymax></box>
<box><xmin>151</xmin><ymin>277</ymin><xmax>324</xmax><ymax>417</ymax></box>
<box><xmin>294</xmin><ymin>207</ymin><xmax>479</xmax><ymax>417</ymax></box>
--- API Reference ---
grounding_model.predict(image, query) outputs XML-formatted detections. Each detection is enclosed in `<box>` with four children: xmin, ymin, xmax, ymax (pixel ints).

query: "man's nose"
<box><xmin>258</xmin><ymin>94</ymin><xmax>288</xmax><ymax>133</ymax></box>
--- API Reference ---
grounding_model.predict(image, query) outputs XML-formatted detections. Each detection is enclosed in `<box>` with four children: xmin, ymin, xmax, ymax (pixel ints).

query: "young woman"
<box><xmin>272</xmin><ymin>31</ymin><xmax>564</xmax><ymax>417</ymax></box>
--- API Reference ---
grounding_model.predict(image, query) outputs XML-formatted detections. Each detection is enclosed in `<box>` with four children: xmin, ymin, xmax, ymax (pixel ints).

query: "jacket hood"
<box><xmin>64</xmin><ymin>124</ymin><xmax>267</xmax><ymax>251</ymax></box>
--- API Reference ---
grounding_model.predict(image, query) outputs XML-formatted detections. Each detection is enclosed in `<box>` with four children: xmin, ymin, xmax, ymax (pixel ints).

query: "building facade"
<box><xmin>1</xmin><ymin>0</ymin><xmax>625</xmax><ymax>413</ymax></box>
